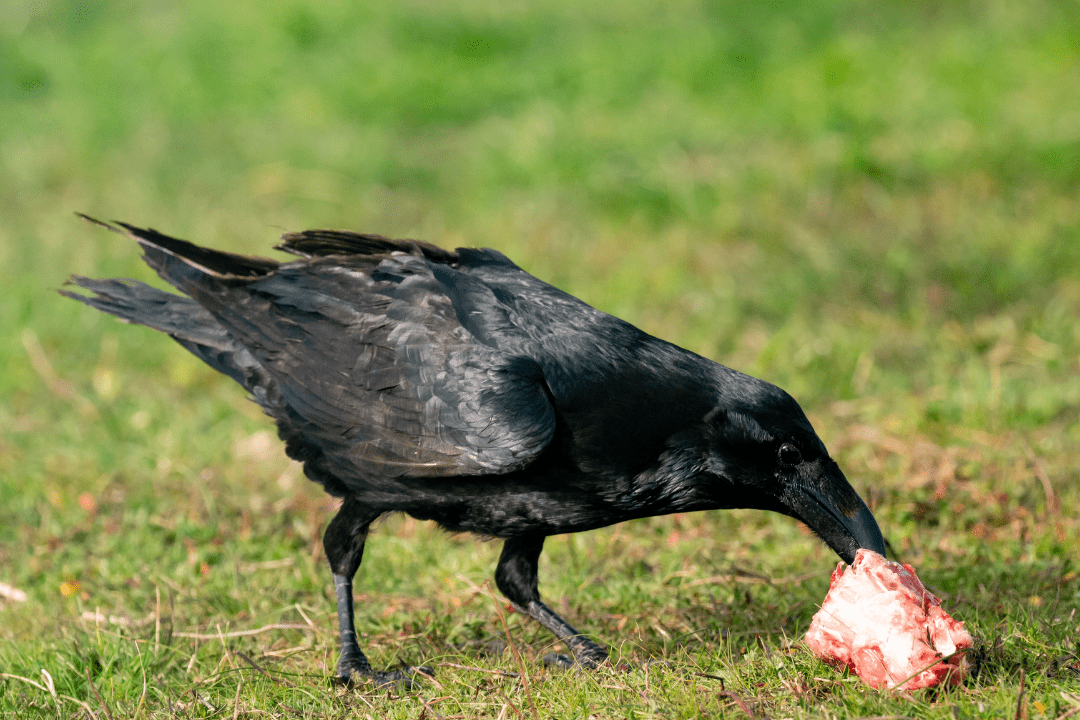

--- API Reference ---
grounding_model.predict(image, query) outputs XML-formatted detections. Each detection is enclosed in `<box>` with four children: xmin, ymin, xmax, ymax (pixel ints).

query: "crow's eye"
<box><xmin>778</xmin><ymin>443</ymin><xmax>802</xmax><ymax>466</ymax></box>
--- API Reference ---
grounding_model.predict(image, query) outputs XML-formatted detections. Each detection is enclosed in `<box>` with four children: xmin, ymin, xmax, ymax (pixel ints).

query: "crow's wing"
<box><xmin>239</xmin><ymin>255</ymin><xmax>556</xmax><ymax>480</ymax></box>
<box><xmin>93</xmin><ymin>222</ymin><xmax>558</xmax><ymax>483</ymax></box>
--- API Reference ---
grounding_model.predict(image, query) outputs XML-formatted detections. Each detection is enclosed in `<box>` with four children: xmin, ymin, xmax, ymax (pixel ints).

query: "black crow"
<box><xmin>62</xmin><ymin>216</ymin><xmax>886</xmax><ymax>687</ymax></box>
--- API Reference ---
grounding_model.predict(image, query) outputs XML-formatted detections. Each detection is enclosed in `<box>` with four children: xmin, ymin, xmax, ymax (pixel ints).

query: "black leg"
<box><xmin>323</xmin><ymin>498</ymin><xmax>431</xmax><ymax>688</ymax></box>
<box><xmin>494</xmin><ymin>535</ymin><xmax>609</xmax><ymax>669</ymax></box>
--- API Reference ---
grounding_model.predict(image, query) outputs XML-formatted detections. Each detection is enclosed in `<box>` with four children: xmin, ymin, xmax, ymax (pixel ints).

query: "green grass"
<box><xmin>2</xmin><ymin>0</ymin><xmax>1079</xmax><ymax>716</ymax></box>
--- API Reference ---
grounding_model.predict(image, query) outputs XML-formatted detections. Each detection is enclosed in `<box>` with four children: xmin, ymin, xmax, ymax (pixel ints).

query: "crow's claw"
<box><xmin>542</xmin><ymin>652</ymin><xmax>578</xmax><ymax>670</ymax></box>
<box><xmin>336</xmin><ymin>663</ymin><xmax>434</xmax><ymax>690</ymax></box>
<box><xmin>541</xmin><ymin>652</ymin><xmax>611</xmax><ymax>670</ymax></box>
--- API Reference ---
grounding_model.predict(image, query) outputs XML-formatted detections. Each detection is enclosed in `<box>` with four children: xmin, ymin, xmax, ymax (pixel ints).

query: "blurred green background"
<box><xmin>1</xmin><ymin>0</ymin><xmax>1078</xmax><ymax>716</ymax></box>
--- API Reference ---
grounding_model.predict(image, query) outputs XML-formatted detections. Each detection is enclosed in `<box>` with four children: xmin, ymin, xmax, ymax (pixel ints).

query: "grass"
<box><xmin>2</xmin><ymin>0</ymin><xmax>1079</xmax><ymax>716</ymax></box>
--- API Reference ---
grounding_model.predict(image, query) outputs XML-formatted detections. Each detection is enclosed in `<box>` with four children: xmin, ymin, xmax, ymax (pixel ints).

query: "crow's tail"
<box><xmin>60</xmin><ymin>276</ymin><xmax>273</xmax><ymax>399</ymax></box>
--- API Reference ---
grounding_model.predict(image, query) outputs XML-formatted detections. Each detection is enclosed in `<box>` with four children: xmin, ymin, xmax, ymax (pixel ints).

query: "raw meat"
<box><xmin>805</xmin><ymin>549</ymin><xmax>973</xmax><ymax>690</ymax></box>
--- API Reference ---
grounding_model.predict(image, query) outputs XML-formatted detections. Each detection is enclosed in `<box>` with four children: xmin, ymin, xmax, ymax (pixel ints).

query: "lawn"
<box><xmin>1</xmin><ymin>0</ymin><xmax>1078</xmax><ymax>717</ymax></box>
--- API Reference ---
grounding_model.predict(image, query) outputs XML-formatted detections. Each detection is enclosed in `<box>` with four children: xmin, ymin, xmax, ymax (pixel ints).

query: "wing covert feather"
<box><xmin>179</xmin><ymin>251</ymin><xmax>556</xmax><ymax>480</ymax></box>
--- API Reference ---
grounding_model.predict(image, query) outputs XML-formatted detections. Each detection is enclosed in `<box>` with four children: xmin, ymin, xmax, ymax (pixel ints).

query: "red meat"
<box><xmin>805</xmin><ymin>549</ymin><xmax>973</xmax><ymax>690</ymax></box>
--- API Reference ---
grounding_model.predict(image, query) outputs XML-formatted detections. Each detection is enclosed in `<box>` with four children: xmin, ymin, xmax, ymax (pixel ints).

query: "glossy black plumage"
<box><xmin>64</xmin><ymin>217</ymin><xmax>886</xmax><ymax>686</ymax></box>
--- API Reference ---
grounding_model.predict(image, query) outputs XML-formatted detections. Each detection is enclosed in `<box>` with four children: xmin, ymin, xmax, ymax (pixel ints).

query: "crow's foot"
<box><xmin>335</xmin><ymin>661</ymin><xmax>434</xmax><ymax>690</ymax></box>
<box><xmin>541</xmin><ymin>650</ymin><xmax>608</xmax><ymax>671</ymax></box>
<box><xmin>542</xmin><ymin>652</ymin><xmax>577</xmax><ymax>670</ymax></box>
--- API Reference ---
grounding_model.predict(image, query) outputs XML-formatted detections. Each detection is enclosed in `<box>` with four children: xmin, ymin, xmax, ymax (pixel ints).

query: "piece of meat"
<box><xmin>805</xmin><ymin>549</ymin><xmax>973</xmax><ymax>690</ymax></box>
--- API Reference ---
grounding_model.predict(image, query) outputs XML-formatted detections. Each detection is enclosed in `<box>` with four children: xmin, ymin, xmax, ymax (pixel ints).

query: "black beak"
<box><xmin>784</xmin><ymin>461</ymin><xmax>887</xmax><ymax>563</ymax></box>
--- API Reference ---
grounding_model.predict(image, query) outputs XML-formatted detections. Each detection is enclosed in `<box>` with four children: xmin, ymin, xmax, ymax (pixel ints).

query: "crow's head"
<box><xmin>699</xmin><ymin>371</ymin><xmax>886</xmax><ymax>563</ymax></box>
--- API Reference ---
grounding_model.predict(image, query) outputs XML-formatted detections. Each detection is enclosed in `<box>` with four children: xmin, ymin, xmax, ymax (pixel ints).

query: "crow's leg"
<box><xmin>324</xmin><ymin>497</ymin><xmax>431</xmax><ymax>688</ymax></box>
<box><xmin>494</xmin><ymin>535</ymin><xmax>609</xmax><ymax>669</ymax></box>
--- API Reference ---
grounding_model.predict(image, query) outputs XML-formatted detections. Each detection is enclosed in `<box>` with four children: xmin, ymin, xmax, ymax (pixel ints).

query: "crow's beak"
<box><xmin>784</xmin><ymin>461</ymin><xmax>887</xmax><ymax>564</ymax></box>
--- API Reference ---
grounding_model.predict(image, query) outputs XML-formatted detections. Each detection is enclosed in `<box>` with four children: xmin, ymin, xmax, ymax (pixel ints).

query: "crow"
<box><xmin>62</xmin><ymin>216</ymin><xmax>887</xmax><ymax>687</ymax></box>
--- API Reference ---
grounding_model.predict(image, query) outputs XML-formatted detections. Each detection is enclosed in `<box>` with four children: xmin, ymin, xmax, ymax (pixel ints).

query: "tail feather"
<box><xmin>60</xmin><ymin>276</ymin><xmax>273</xmax><ymax>397</ymax></box>
<box><xmin>60</xmin><ymin>276</ymin><xmax>224</xmax><ymax>343</ymax></box>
